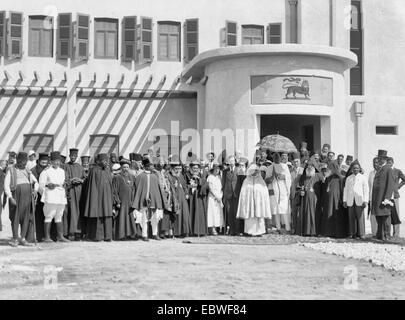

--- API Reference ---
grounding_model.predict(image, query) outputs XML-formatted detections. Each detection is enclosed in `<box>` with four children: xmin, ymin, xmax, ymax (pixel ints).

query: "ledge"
<box><xmin>181</xmin><ymin>44</ymin><xmax>358</xmax><ymax>79</ymax></box>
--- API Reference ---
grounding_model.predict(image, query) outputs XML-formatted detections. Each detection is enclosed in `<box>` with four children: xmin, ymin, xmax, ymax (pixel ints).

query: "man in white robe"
<box><xmin>236</xmin><ymin>164</ymin><xmax>271</xmax><ymax>236</ymax></box>
<box><xmin>265</xmin><ymin>153</ymin><xmax>292</xmax><ymax>233</ymax></box>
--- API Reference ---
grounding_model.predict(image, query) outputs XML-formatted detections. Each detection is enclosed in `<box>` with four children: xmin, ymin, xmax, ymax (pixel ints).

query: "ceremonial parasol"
<box><xmin>256</xmin><ymin>134</ymin><xmax>298</xmax><ymax>153</ymax></box>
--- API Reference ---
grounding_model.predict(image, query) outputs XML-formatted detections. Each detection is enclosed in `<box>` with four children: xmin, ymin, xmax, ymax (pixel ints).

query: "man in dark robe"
<box><xmin>0</xmin><ymin>160</ymin><xmax>7</xmax><ymax>232</ymax></box>
<box><xmin>372</xmin><ymin>150</ymin><xmax>395</xmax><ymax>241</ymax></box>
<box><xmin>290</xmin><ymin>153</ymin><xmax>304</xmax><ymax>235</ymax></box>
<box><xmin>64</xmin><ymin>148</ymin><xmax>85</xmax><ymax>240</ymax></box>
<box><xmin>83</xmin><ymin>153</ymin><xmax>113</xmax><ymax>241</ymax></box>
<box><xmin>296</xmin><ymin>160</ymin><xmax>324</xmax><ymax>236</ymax></box>
<box><xmin>222</xmin><ymin>155</ymin><xmax>243</xmax><ymax>235</ymax></box>
<box><xmin>387</xmin><ymin>157</ymin><xmax>404</xmax><ymax>239</ymax></box>
<box><xmin>112</xmin><ymin>160</ymin><xmax>139</xmax><ymax>240</ymax></box>
<box><xmin>321</xmin><ymin>160</ymin><xmax>347</xmax><ymax>238</ymax></box>
<box><xmin>132</xmin><ymin>158</ymin><xmax>167</xmax><ymax>241</ymax></box>
<box><xmin>166</xmin><ymin>159</ymin><xmax>192</xmax><ymax>237</ymax></box>
<box><xmin>187</xmin><ymin>161</ymin><xmax>208</xmax><ymax>236</ymax></box>
<box><xmin>30</xmin><ymin>153</ymin><xmax>50</xmax><ymax>241</ymax></box>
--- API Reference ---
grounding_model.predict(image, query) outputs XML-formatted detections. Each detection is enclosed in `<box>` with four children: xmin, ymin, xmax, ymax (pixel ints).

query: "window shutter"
<box><xmin>267</xmin><ymin>23</ymin><xmax>282</xmax><ymax>44</ymax></box>
<box><xmin>0</xmin><ymin>11</ymin><xmax>5</xmax><ymax>56</ymax></box>
<box><xmin>122</xmin><ymin>16</ymin><xmax>136</xmax><ymax>62</ymax></box>
<box><xmin>140</xmin><ymin>16</ymin><xmax>153</xmax><ymax>63</ymax></box>
<box><xmin>184</xmin><ymin>18</ymin><xmax>198</xmax><ymax>62</ymax></box>
<box><xmin>57</xmin><ymin>13</ymin><xmax>72</xmax><ymax>59</ymax></box>
<box><xmin>75</xmin><ymin>13</ymin><xmax>89</xmax><ymax>61</ymax></box>
<box><xmin>8</xmin><ymin>11</ymin><xmax>23</xmax><ymax>58</ymax></box>
<box><xmin>225</xmin><ymin>21</ymin><xmax>237</xmax><ymax>46</ymax></box>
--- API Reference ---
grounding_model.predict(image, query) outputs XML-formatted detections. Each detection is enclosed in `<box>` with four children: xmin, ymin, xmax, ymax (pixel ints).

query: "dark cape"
<box><xmin>222</xmin><ymin>167</ymin><xmax>243</xmax><ymax>235</ymax></box>
<box><xmin>187</xmin><ymin>174</ymin><xmax>208</xmax><ymax>236</ymax></box>
<box><xmin>112</xmin><ymin>173</ymin><xmax>140</xmax><ymax>239</ymax></box>
<box><xmin>321</xmin><ymin>161</ymin><xmax>348</xmax><ymax>238</ymax></box>
<box><xmin>83</xmin><ymin>166</ymin><xmax>113</xmax><ymax>241</ymax></box>
<box><xmin>167</xmin><ymin>173</ymin><xmax>191</xmax><ymax>236</ymax></box>
<box><xmin>64</xmin><ymin>162</ymin><xmax>85</xmax><ymax>235</ymax></box>
<box><xmin>296</xmin><ymin>171</ymin><xmax>323</xmax><ymax>236</ymax></box>
<box><xmin>131</xmin><ymin>171</ymin><xmax>166</xmax><ymax>210</ymax></box>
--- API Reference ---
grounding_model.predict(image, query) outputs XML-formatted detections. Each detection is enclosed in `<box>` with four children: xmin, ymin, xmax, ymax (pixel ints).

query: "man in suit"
<box><xmin>343</xmin><ymin>160</ymin><xmax>369</xmax><ymax>239</ymax></box>
<box><xmin>290</xmin><ymin>153</ymin><xmax>304</xmax><ymax>234</ymax></box>
<box><xmin>372</xmin><ymin>150</ymin><xmax>395</xmax><ymax>241</ymax></box>
<box><xmin>222</xmin><ymin>155</ymin><xmax>243</xmax><ymax>235</ymax></box>
<box><xmin>368</xmin><ymin>157</ymin><xmax>379</xmax><ymax>236</ymax></box>
<box><xmin>387</xmin><ymin>157</ymin><xmax>404</xmax><ymax>238</ymax></box>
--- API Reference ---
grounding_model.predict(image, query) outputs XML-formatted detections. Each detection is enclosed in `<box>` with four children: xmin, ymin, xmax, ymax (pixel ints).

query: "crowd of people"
<box><xmin>0</xmin><ymin>141</ymin><xmax>403</xmax><ymax>247</ymax></box>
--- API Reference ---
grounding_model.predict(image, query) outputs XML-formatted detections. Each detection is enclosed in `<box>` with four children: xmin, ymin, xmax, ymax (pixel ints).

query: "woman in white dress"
<box><xmin>237</xmin><ymin>164</ymin><xmax>271</xmax><ymax>236</ymax></box>
<box><xmin>206</xmin><ymin>163</ymin><xmax>224</xmax><ymax>235</ymax></box>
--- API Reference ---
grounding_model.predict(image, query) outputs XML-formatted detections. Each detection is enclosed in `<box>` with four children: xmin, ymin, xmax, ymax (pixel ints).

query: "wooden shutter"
<box><xmin>184</xmin><ymin>18</ymin><xmax>198</xmax><ymax>62</ymax></box>
<box><xmin>8</xmin><ymin>11</ymin><xmax>23</xmax><ymax>58</ymax></box>
<box><xmin>225</xmin><ymin>20</ymin><xmax>237</xmax><ymax>46</ymax></box>
<box><xmin>267</xmin><ymin>23</ymin><xmax>282</xmax><ymax>44</ymax></box>
<box><xmin>122</xmin><ymin>16</ymin><xmax>136</xmax><ymax>62</ymax></box>
<box><xmin>140</xmin><ymin>16</ymin><xmax>152</xmax><ymax>63</ymax></box>
<box><xmin>0</xmin><ymin>11</ymin><xmax>5</xmax><ymax>56</ymax></box>
<box><xmin>75</xmin><ymin>13</ymin><xmax>89</xmax><ymax>61</ymax></box>
<box><xmin>57</xmin><ymin>13</ymin><xmax>72</xmax><ymax>59</ymax></box>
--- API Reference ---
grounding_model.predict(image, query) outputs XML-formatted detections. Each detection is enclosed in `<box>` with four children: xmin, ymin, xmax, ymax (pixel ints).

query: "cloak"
<box><xmin>132</xmin><ymin>171</ymin><xmax>166</xmax><ymax>210</ymax></box>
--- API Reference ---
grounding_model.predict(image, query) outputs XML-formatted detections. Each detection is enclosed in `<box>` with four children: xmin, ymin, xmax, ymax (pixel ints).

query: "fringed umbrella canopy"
<box><xmin>256</xmin><ymin>134</ymin><xmax>298</xmax><ymax>153</ymax></box>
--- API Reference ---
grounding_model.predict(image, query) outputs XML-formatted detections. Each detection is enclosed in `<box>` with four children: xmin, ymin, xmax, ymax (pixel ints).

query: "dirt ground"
<box><xmin>1</xmin><ymin>219</ymin><xmax>404</xmax><ymax>300</ymax></box>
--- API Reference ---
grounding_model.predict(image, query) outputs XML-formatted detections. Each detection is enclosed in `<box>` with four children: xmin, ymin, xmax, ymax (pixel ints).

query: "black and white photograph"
<box><xmin>0</xmin><ymin>0</ymin><xmax>404</xmax><ymax>306</ymax></box>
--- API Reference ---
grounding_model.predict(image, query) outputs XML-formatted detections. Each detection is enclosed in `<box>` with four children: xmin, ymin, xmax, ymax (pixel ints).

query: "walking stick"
<box><xmin>31</xmin><ymin>192</ymin><xmax>37</xmax><ymax>246</ymax></box>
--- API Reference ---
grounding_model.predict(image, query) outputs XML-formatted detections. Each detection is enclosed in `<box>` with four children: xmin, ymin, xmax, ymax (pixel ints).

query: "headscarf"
<box><xmin>246</xmin><ymin>164</ymin><xmax>259</xmax><ymax>176</ymax></box>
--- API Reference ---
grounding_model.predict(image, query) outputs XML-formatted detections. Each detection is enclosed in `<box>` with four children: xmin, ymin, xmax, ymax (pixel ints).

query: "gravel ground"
<box><xmin>301</xmin><ymin>242</ymin><xmax>405</xmax><ymax>272</ymax></box>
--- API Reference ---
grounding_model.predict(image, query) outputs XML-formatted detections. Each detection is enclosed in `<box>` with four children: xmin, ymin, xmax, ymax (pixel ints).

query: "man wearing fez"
<box><xmin>83</xmin><ymin>153</ymin><xmax>113</xmax><ymax>241</ymax></box>
<box><xmin>129</xmin><ymin>153</ymin><xmax>143</xmax><ymax>177</ymax></box>
<box><xmin>38</xmin><ymin>151</ymin><xmax>70</xmax><ymax>243</ymax></box>
<box><xmin>64</xmin><ymin>148</ymin><xmax>85</xmax><ymax>240</ymax></box>
<box><xmin>79</xmin><ymin>155</ymin><xmax>91</xmax><ymax>236</ymax></box>
<box><xmin>132</xmin><ymin>158</ymin><xmax>166</xmax><ymax>241</ymax></box>
<box><xmin>4</xmin><ymin>152</ymin><xmax>39</xmax><ymax>247</ymax></box>
<box><xmin>8</xmin><ymin>151</ymin><xmax>17</xmax><ymax>166</ymax></box>
<box><xmin>320</xmin><ymin>144</ymin><xmax>331</xmax><ymax>163</ymax></box>
<box><xmin>31</xmin><ymin>153</ymin><xmax>50</xmax><ymax>241</ymax></box>
<box><xmin>372</xmin><ymin>150</ymin><xmax>395</xmax><ymax>241</ymax></box>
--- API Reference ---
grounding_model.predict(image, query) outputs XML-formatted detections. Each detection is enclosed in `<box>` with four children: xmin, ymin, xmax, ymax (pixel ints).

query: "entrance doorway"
<box><xmin>260</xmin><ymin>115</ymin><xmax>321</xmax><ymax>153</ymax></box>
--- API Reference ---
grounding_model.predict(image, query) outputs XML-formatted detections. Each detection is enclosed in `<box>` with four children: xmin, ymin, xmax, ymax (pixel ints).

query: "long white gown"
<box><xmin>206</xmin><ymin>174</ymin><xmax>224</xmax><ymax>228</ymax></box>
<box><xmin>266</xmin><ymin>163</ymin><xmax>291</xmax><ymax>215</ymax></box>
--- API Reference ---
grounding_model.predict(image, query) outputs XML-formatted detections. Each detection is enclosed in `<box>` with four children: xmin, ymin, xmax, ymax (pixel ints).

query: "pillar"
<box><xmin>289</xmin><ymin>0</ymin><xmax>298</xmax><ymax>43</ymax></box>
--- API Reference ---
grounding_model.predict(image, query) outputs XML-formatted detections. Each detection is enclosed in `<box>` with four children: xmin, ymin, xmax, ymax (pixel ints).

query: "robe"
<box><xmin>131</xmin><ymin>171</ymin><xmax>166</xmax><ymax>211</ymax></box>
<box><xmin>321</xmin><ymin>161</ymin><xmax>347</xmax><ymax>238</ymax></box>
<box><xmin>222</xmin><ymin>167</ymin><xmax>242</xmax><ymax>235</ymax></box>
<box><xmin>0</xmin><ymin>169</ymin><xmax>5</xmax><ymax>232</ymax></box>
<box><xmin>64</xmin><ymin>162</ymin><xmax>85</xmax><ymax>236</ymax></box>
<box><xmin>188</xmin><ymin>174</ymin><xmax>208</xmax><ymax>236</ymax></box>
<box><xmin>83</xmin><ymin>166</ymin><xmax>113</xmax><ymax>241</ymax></box>
<box><xmin>112</xmin><ymin>173</ymin><xmax>139</xmax><ymax>240</ymax></box>
<box><xmin>266</xmin><ymin>163</ymin><xmax>291</xmax><ymax>215</ymax></box>
<box><xmin>296</xmin><ymin>173</ymin><xmax>323</xmax><ymax>236</ymax></box>
<box><xmin>167</xmin><ymin>173</ymin><xmax>191</xmax><ymax>236</ymax></box>
<box><xmin>236</xmin><ymin>174</ymin><xmax>271</xmax><ymax>236</ymax></box>
<box><xmin>206</xmin><ymin>174</ymin><xmax>224</xmax><ymax>228</ymax></box>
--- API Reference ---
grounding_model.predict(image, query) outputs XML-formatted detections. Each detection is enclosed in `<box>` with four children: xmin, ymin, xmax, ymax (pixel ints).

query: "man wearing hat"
<box><xmin>27</xmin><ymin>150</ymin><xmax>37</xmax><ymax>171</ymax></box>
<box><xmin>8</xmin><ymin>151</ymin><xmax>17</xmax><ymax>167</ymax></box>
<box><xmin>38</xmin><ymin>151</ymin><xmax>69</xmax><ymax>243</ymax></box>
<box><xmin>81</xmin><ymin>156</ymin><xmax>91</xmax><ymax>177</ymax></box>
<box><xmin>299</xmin><ymin>141</ymin><xmax>309</xmax><ymax>164</ymax></box>
<box><xmin>4</xmin><ymin>152</ymin><xmax>39</xmax><ymax>246</ymax></box>
<box><xmin>31</xmin><ymin>153</ymin><xmax>50</xmax><ymax>241</ymax></box>
<box><xmin>132</xmin><ymin>158</ymin><xmax>167</xmax><ymax>241</ymax></box>
<box><xmin>371</xmin><ymin>150</ymin><xmax>395</xmax><ymax>241</ymax></box>
<box><xmin>82</xmin><ymin>153</ymin><xmax>113</xmax><ymax>241</ymax></box>
<box><xmin>290</xmin><ymin>152</ymin><xmax>304</xmax><ymax>234</ymax></box>
<box><xmin>129</xmin><ymin>153</ymin><xmax>143</xmax><ymax>177</ymax></box>
<box><xmin>64</xmin><ymin>148</ymin><xmax>86</xmax><ymax>240</ymax></box>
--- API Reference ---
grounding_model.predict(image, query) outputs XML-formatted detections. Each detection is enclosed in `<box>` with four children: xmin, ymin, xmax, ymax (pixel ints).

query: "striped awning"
<box><xmin>76</xmin><ymin>88</ymin><xmax>197</xmax><ymax>99</ymax></box>
<box><xmin>0</xmin><ymin>86</ymin><xmax>67</xmax><ymax>97</ymax></box>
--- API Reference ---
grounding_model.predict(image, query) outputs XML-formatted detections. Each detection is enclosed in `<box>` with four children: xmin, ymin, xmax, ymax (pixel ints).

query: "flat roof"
<box><xmin>181</xmin><ymin>44</ymin><xmax>358</xmax><ymax>79</ymax></box>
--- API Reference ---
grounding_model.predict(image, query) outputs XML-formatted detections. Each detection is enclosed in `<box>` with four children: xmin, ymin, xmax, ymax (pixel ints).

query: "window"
<box><xmin>0</xmin><ymin>11</ymin><xmax>5</xmax><ymax>56</ymax></box>
<box><xmin>225</xmin><ymin>21</ymin><xmax>237</xmax><ymax>46</ymax></box>
<box><xmin>57</xmin><ymin>13</ymin><xmax>72</xmax><ymax>59</ymax></box>
<box><xmin>158</xmin><ymin>21</ymin><xmax>180</xmax><ymax>61</ymax></box>
<box><xmin>29</xmin><ymin>15</ymin><xmax>54</xmax><ymax>57</ymax></box>
<box><xmin>350</xmin><ymin>1</ymin><xmax>363</xmax><ymax>95</ymax></box>
<box><xmin>267</xmin><ymin>23</ymin><xmax>282</xmax><ymax>44</ymax></box>
<box><xmin>8</xmin><ymin>11</ymin><xmax>23</xmax><ymax>58</ymax></box>
<box><xmin>184</xmin><ymin>18</ymin><xmax>198</xmax><ymax>62</ymax></box>
<box><xmin>94</xmin><ymin>18</ymin><xmax>118</xmax><ymax>59</ymax></box>
<box><xmin>89</xmin><ymin>134</ymin><xmax>119</xmax><ymax>158</ymax></box>
<box><xmin>376</xmin><ymin>126</ymin><xmax>398</xmax><ymax>135</ymax></box>
<box><xmin>23</xmin><ymin>134</ymin><xmax>54</xmax><ymax>153</ymax></box>
<box><xmin>242</xmin><ymin>25</ymin><xmax>264</xmax><ymax>44</ymax></box>
<box><xmin>140</xmin><ymin>16</ymin><xmax>153</xmax><ymax>63</ymax></box>
<box><xmin>75</xmin><ymin>13</ymin><xmax>90</xmax><ymax>61</ymax></box>
<box><xmin>122</xmin><ymin>16</ymin><xmax>137</xmax><ymax>62</ymax></box>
